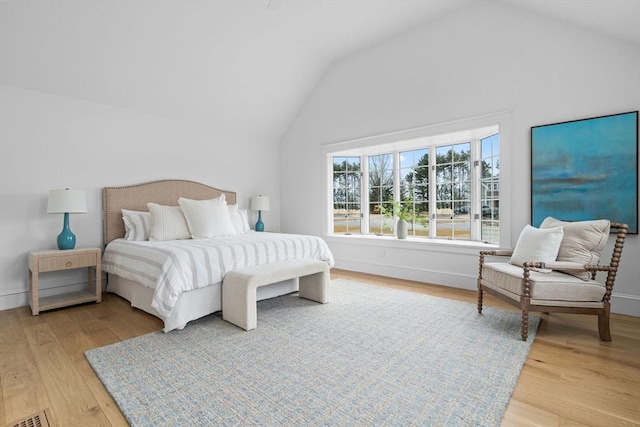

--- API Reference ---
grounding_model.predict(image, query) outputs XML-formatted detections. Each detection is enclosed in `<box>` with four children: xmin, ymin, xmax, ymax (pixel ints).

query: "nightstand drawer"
<box><xmin>37</xmin><ymin>253</ymin><xmax>96</xmax><ymax>272</ymax></box>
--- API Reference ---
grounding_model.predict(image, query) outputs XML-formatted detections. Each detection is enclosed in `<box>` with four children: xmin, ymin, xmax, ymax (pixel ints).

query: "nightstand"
<box><xmin>28</xmin><ymin>247</ymin><xmax>102</xmax><ymax>315</ymax></box>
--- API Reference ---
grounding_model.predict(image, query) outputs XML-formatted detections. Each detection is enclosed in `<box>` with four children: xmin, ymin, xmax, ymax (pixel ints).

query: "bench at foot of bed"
<box><xmin>222</xmin><ymin>259</ymin><xmax>330</xmax><ymax>330</ymax></box>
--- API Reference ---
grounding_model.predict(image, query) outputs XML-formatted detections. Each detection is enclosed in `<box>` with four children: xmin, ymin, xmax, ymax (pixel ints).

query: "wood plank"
<box><xmin>0</xmin><ymin>317</ymin><xmax>52</xmax><ymax>425</ymax></box>
<box><xmin>501</xmin><ymin>398</ymin><xmax>565</xmax><ymax>427</ymax></box>
<box><xmin>15</xmin><ymin>305</ymin><xmax>47</xmax><ymax>329</ymax></box>
<box><xmin>56</xmin><ymin>405</ymin><xmax>111</xmax><ymax>427</ymax></box>
<box><xmin>64</xmin><ymin>305</ymin><xmax>123</xmax><ymax>349</ymax></box>
<box><xmin>103</xmin><ymin>292</ymin><xmax>163</xmax><ymax>332</ymax></box>
<box><xmin>22</xmin><ymin>323</ymin><xmax>102</xmax><ymax>423</ymax></box>
<box><xmin>529</xmin><ymin>339</ymin><xmax>640</xmax><ymax>381</ymax></box>
<box><xmin>0</xmin><ymin>308</ymin><xmax>19</xmax><ymax>326</ymax></box>
<box><xmin>513</xmin><ymin>366</ymin><xmax>639</xmax><ymax>426</ymax></box>
<box><xmin>85</xmin><ymin>293</ymin><xmax>162</xmax><ymax>341</ymax></box>
<box><xmin>42</xmin><ymin>310</ymin><xmax>103</xmax><ymax>381</ymax></box>
<box><xmin>85</xmin><ymin>377</ymin><xmax>129</xmax><ymax>427</ymax></box>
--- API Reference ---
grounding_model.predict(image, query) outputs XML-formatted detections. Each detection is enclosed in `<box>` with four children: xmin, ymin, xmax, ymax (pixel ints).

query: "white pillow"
<box><xmin>147</xmin><ymin>203</ymin><xmax>191</xmax><ymax>241</ymax></box>
<box><xmin>540</xmin><ymin>217</ymin><xmax>610</xmax><ymax>280</ymax></box>
<box><xmin>509</xmin><ymin>224</ymin><xmax>564</xmax><ymax>272</ymax></box>
<box><xmin>227</xmin><ymin>205</ymin><xmax>251</xmax><ymax>234</ymax></box>
<box><xmin>178</xmin><ymin>196</ymin><xmax>237</xmax><ymax>239</ymax></box>
<box><xmin>228</xmin><ymin>204</ymin><xmax>245</xmax><ymax>234</ymax></box>
<box><xmin>122</xmin><ymin>209</ymin><xmax>151</xmax><ymax>241</ymax></box>
<box><xmin>238</xmin><ymin>209</ymin><xmax>251</xmax><ymax>233</ymax></box>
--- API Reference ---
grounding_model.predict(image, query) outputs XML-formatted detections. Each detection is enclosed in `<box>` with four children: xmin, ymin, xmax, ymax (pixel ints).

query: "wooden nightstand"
<box><xmin>28</xmin><ymin>247</ymin><xmax>102</xmax><ymax>315</ymax></box>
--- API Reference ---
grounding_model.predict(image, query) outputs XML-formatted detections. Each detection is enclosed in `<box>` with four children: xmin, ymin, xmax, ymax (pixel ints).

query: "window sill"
<box><xmin>324</xmin><ymin>233</ymin><xmax>500</xmax><ymax>254</ymax></box>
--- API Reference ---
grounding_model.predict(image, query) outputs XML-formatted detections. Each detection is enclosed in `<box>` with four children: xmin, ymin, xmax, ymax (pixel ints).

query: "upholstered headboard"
<box><xmin>103</xmin><ymin>180</ymin><xmax>237</xmax><ymax>245</ymax></box>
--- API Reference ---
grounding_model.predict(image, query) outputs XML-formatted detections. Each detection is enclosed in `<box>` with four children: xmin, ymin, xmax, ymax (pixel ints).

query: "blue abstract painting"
<box><xmin>531</xmin><ymin>111</ymin><xmax>638</xmax><ymax>234</ymax></box>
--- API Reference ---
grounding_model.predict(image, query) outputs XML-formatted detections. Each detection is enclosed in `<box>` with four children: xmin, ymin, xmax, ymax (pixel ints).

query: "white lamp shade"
<box><xmin>47</xmin><ymin>189</ymin><xmax>87</xmax><ymax>214</ymax></box>
<box><xmin>250</xmin><ymin>195</ymin><xmax>270</xmax><ymax>211</ymax></box>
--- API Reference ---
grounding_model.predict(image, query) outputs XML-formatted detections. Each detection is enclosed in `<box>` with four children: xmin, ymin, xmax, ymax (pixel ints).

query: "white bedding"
<box><xmin>103</xmin><ymin>232</ymin><xmax>335</xmax><ymax>319</ymax></box>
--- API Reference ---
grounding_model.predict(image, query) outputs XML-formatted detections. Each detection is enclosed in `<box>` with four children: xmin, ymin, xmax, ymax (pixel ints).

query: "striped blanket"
<box><xmin>103</xmin><ymin>232</ymin><xmax>335</xmax><ymax>319</ymax></box>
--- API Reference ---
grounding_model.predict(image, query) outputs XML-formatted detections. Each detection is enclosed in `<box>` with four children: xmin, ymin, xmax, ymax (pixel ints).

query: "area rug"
<box><xmin>85</xmin><ymin>279</ymin><xmax>539</xmax><ymax>426</ymax></box>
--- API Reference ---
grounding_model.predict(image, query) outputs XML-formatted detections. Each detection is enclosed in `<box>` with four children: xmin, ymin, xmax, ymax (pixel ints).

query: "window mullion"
<box><xmin>393</xmin><ymin>151</ymin><xmax>400</xmax><ymax>204</ymax></box>
<box><xmin>361</xmin><ymin>155</ymin><xmax>369</xmax><ymax>234</ymax></box>
<box><xmin>429</xmin><ymin>147</ymin><xmax>436</xmax><ymax>238</ymax></box>
<box><xmin>471</xmin><ymin>138</ymin><xmax>480</xmax><ymax>240</ymax></box>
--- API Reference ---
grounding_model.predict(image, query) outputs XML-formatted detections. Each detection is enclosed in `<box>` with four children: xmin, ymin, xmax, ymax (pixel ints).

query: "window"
<box><xmin>328</xmin><ymin>125</ymin><xmax>500</xmax><ymax>244</ymax></box>
<box><xmin>332</xmin><ymin>157</ymin><xmax>361</xmax><ymax>235</ymax></box>
<box><xmin>435</xmin><ymin>142</ymin><xmax>471</xmax><ymax>240</ymax></box>
<box><xmin>480</xmin><ymin>134</ymin><xmax>500</xmax><ymax>243</ymax></box>
<box><xmin>399</xmin><ymin>148</ymin><xmax>429</xmax><ymax>237</ymax></box>
<box><xmin>368</xmin><ymin>154</ymin><xmax>394</xmax><ymax>235</ymax></box>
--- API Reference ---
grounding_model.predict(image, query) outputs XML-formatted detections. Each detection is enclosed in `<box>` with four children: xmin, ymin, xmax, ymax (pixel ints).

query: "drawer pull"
<box><xmin>66</xmin><ymin>261</ymin><xmax>73</xmax><ymax>267</ymax></box>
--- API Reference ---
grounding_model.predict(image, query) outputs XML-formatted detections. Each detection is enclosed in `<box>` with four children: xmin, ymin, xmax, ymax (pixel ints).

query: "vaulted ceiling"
<box><xmin>1</xmin><ymin>0</ymin><xmax>638</xmax><ymax>143</ymax></box>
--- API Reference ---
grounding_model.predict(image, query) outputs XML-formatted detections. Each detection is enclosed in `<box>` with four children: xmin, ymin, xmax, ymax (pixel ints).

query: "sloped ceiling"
<box><xmin>1</xmin><ymin>0</ymin><xmax>638</xmax><ymax>144</ymax></box>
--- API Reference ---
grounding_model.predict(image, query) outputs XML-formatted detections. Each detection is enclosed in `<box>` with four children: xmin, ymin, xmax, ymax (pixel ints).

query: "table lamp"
<box><xmin>250</xmin><ymin>195</ymin><xmax>270</xmax><ymax>232</ymax></box>
<box><xmin>47</xmin><ymin>188</ymin><xmax>87</xmax><ymax>250</ymax></box>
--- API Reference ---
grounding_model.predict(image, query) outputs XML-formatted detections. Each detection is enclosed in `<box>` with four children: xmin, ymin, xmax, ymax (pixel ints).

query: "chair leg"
<box><xmin>477</xmin><ymin>288</ymin><xmax>483</xmax><ymax>313</ymax></box>
<box><xmin>520</xmin><ymin>310</ymin><xmax>529</xmax><ymax>341</ymax></box>
<box><xmin>598</xmin><ymin>303</ymin><xmax>612</xmax><ymax>341</ymax></box>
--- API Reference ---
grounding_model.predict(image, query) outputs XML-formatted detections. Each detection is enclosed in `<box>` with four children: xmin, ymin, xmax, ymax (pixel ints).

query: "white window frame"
<box><xmin>322</xmin><ymin>112</ymin><xmax>512</xmax><ymax>248</ymax></box>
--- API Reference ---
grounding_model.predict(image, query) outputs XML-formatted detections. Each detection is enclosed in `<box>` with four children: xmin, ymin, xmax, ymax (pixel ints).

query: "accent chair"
<box><xmin>477</xmin><ymin>218</ymin><xmax>628</xmax><ymax>341</ymax></box>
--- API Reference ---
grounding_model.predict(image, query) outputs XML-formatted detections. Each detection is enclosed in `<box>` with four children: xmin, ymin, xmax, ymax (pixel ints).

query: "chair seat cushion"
<box><xmin>482</xmin><ymin>262</ymin><xmax>606</xmax><ymax>302</ymax></box>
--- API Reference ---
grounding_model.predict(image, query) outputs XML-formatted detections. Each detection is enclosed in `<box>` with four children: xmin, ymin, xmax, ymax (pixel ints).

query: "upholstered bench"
<box><xmin>222</xmin><ymin>259</ymin><xmax>330</xmax><ymax>330</ymax></box>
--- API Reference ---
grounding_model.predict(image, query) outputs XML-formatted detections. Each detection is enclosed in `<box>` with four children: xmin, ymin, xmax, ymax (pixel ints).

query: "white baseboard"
<box><xmin>611</xmin><ymin>293</ymin><xmax>640</xmax><ymax>317</ymax></box>
<box><xmin>0</xmin><ymin>291</ymin><xmax>30</xmax><ymax>312</ymax></box>
<box><xmin>335</xmin><ymin>259</ymin><xmax>476</xmax><ymax>290</ymax></box>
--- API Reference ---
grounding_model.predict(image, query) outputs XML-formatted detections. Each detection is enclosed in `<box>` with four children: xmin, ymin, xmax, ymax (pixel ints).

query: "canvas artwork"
<box><xmin>531</xmin><ymin>111</ymin><xmax>638</xmax><ymax>234</ymax></box>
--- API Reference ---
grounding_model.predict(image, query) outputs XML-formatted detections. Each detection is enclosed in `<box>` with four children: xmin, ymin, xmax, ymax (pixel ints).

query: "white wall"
<box><xmin>0</xmin><ymin>85</ymin><xmax>281</xmax><ymax>310</ymax></box>
<box><xmin>280</xmin><ymin>2</ymin><xmax>640</xmax><ymax>315</ymax></box>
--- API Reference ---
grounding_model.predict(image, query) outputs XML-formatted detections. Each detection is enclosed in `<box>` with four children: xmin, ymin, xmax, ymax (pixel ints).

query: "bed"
<box><xmin>102</xmin><ymin>180</ymin><xmax>335</xmax><ymax>332</ymax></box>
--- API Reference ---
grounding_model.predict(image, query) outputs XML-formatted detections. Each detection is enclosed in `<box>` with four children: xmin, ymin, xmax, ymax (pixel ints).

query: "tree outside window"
<box><xmin>332</xmin><ymin>157</ymin><xmax>361</xmax><ymax>235</ymax></box>
<box><xmin>368</xmin><ymin>154</ymin><xmax>394</xmax><ymax>235</ymax></box>
<box><xmin>435</xmin><ymin>142</ymin><xmax>471</xmax><ymax>240</ymax></box>
<box><xmin>400</xmin><ymin>148</ymin><xmax>429</xmax><ymax>236</ymax></box>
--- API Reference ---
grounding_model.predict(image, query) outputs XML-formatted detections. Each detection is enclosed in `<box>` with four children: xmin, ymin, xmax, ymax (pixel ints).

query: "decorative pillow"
<box><xmin>540</xmin><ymin>217</ymin><xmax>610</xmax><ymax>280</ymax></box>
<box><xmin>238</xmin><ymin>209</ymin><xmax>251</xmax><ymax>233</ymax></box>
<box><xmin>178</xmin><ymin>195</ymin><xmax>237</xmax><ymax>239</ymax></box>
<box><xmin>228</xmin><ymin>204</ymin><xmax>247</xmax><ymax>234</ymax></box>
<box><xmin>122</xmin><ymin>209</ymin><xmax>151</xmax><ymax>241</ymax></box>
<box><xmin>147</xmin><ymin>203</ymin><xmax>191</xmax><ymax>241</ymax></box>
<box><xmin>509</xmin><ymin>224</ymin><xmax>564</xmax><ymax>272</ymax></box>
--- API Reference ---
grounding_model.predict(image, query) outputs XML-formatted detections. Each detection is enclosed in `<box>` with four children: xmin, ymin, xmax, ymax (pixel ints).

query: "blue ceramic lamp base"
<box><xmin>255</xmin><ymin>210</ymin><xmax>265</xmax><ymax>232</ymax></box>
<box><xmin>57</xmin><ymin>213</ymin><xmax>77</xmax><ymax>250</ymax></box>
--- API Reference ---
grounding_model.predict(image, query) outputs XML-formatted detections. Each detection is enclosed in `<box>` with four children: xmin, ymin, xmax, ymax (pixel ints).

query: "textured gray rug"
<box><xmin>86</xmin><ymin>279</ymin><xmax>539</xmax><ymax>426</ymax></box>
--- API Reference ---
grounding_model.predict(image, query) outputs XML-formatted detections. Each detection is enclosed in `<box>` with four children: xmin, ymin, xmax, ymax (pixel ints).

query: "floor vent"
<box><xmin>8</xmin><ymin>410</ymin><xmax>51</xmax><ymax>427</ymax></box>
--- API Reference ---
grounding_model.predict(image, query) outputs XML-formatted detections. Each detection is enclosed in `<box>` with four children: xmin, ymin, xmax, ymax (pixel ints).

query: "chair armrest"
<box><xmin>478</xmin><ymin>250</ymin><xmax>514</xmax><ymax>280</ymax></box>
<box><xmin>479</xmin><ymin>249</ymin><xmax>514</xmax><ymax>257</ymax></box>
<box><xmin>585</xmin><ymin>264</ymin><xmax>617</xmax><ymax>273</ymax></box>
<box><xmin>537</xmin><ymin>261</ymin><xmax>588</xmax><ymax>271</ymax></box>
<box><xmin>533</xmin><ymin>261</ymin><xmax>615</xmax><ymax>273</ymax></box>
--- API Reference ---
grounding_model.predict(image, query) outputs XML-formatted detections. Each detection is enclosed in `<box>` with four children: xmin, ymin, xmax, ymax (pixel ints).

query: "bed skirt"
<box><xmin>106</xmin><ymin>274</ymin><xmax>298</xmax><ymax>332</ymax></box>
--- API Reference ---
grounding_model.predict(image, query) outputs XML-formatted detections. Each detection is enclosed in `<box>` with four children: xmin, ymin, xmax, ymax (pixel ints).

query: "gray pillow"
<box><xmin>540</xmin><ymin>217</ymin><xmax>610</xmax><ymax>280</ymax></box>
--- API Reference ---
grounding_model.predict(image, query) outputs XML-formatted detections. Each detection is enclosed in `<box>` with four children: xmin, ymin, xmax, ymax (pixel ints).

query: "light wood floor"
<box><xmin>1</xmin><ymin>269</ymin><xmax>638</xmax><ymax>426</ymax></box>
